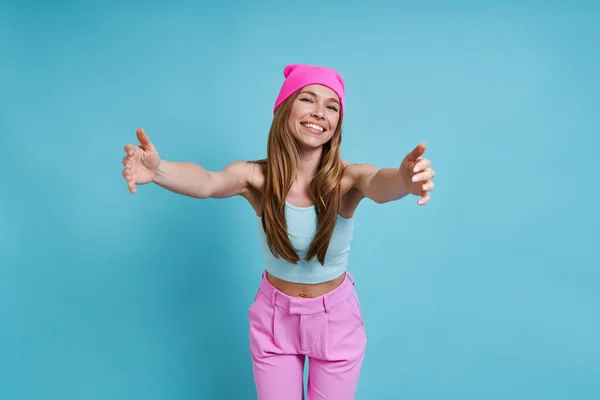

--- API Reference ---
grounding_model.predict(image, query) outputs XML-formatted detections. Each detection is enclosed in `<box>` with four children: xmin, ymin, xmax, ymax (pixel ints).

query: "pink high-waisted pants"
<box><xmin>248</xmin><ymin>271</ymin><xmax>367</xmax><ymax>399</ymax></box>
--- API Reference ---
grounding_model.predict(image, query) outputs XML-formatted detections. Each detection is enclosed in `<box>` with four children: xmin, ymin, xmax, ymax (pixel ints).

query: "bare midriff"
<box><xmin>266</xmin><ymin>271</ymin><xmax>347</xmax><ymax>298</ymax></box>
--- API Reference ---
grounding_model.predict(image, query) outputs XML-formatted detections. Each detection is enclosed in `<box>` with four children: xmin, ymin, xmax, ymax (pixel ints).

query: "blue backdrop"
<box><xmin>1</xmin><ymin>1</ymin><xmax>599</xmax><ymax>399</ymax></box>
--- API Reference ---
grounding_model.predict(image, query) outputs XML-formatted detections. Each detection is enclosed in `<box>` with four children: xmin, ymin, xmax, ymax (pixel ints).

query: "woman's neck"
<box><xmin>296</xmin><ymin>146</ymin><xmax>322</xmax><ymax>182</ymax></box>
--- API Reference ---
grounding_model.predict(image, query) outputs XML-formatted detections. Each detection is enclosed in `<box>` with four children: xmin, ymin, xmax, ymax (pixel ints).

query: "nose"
<box><xmin>311</xmin><ymin>103</ymin><xmax>326</xmax><ymax>119</ymax></box>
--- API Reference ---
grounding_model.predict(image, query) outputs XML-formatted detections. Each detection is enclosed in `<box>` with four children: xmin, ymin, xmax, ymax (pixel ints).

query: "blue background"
<box><xmin>1</xmin><ymin>1</ymin><xmax>599</xmax><ymax>399</ymax></box>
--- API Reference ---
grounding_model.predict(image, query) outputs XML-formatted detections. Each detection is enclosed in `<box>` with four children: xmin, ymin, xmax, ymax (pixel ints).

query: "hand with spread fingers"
<box><xmin>399</xmin><ymin>142</ymin><xmax>435</xmax><ymax>205</ymax></box>
<box><xmin>121</xmin><ymin>127</ymin><xmax>161</xmax><ymax>194</ymax></box>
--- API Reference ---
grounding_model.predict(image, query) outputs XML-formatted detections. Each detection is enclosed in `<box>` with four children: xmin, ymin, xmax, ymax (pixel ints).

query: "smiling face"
<box><xmin>287</xmin><ymin>84</ymin><xmax>342</xmax><ymax>150</ymax></box>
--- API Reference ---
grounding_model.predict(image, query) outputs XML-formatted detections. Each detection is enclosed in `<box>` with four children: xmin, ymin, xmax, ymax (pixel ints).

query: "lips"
<box><xmin>300</xmin><ymin>121</ymin><xmax>326</xmax><ymax>133</ymax></box>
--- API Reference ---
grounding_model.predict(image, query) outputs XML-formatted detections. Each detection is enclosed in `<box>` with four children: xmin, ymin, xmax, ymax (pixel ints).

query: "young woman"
<box><xmin>121</xmin><ymin>64</ymin><xmax>435</xmax><ymax>399</ymax></box>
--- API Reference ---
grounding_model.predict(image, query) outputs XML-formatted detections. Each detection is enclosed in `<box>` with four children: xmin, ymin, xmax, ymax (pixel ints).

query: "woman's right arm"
<box><xmin>153</xmin><ymin>160</ymin><xmax>253</xmax><ymax>199</ymax></box>
<box><xmin>122</xmin><ymin>127</ymin><xmax>258</xmax><ymax>199</ymax></box>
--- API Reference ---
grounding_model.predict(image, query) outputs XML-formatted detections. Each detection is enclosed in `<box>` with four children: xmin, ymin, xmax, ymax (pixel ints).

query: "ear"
<box><xmin>284</xmin><ymin>64</ymin><xmax>300</xmax><ymax>78</ymax></box>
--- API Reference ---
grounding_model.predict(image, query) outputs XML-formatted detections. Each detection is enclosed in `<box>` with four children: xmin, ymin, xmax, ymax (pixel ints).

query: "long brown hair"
<box><xmin>251</xmin><ymin>89</ymin><xmax>345</xmax><ymax>265</ymax></box>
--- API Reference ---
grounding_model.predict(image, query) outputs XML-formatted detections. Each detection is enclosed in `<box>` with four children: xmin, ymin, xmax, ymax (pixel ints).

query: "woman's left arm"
<box><xmin>348</xmin><ymin>142</ymin><xmax>435</xmax><ymax>205</ymax></box>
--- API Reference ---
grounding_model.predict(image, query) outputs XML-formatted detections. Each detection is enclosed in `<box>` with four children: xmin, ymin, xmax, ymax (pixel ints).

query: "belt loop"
<box><xmin>347</xmin><ymin>272</ymin><xmax>355</xmax><ymax>286</ymax></box>
<box><xmin>271</xmin><ymin>289</ymin><xmax>278</xmax><ymax>308</ymax></box>
<box><xmin>322</xmin><ymin>296</ymin><xmax>328</xmax><ymax>313</ymax></box>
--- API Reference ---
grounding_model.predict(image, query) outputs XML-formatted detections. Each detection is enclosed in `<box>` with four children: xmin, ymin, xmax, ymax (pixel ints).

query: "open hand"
<box><xmin>121</xmin><ymin>127</ymin><xmax>161</xmax><ymax>194</ymax></box>
<box><xmin>400</xmin><ymin>142</ymin><xmax>435</xmax><ymax>205</ymax></box>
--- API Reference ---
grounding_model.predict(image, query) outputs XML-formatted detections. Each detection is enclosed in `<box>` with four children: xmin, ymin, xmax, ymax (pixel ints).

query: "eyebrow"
<box><xmin>300</xmin><ymin>90</ymin><xmax>340</xmax><ymax>105</ymax></box>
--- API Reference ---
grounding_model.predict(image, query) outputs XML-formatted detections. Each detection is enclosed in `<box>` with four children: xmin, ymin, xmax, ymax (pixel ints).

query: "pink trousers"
<box><xmin>248</xmin><ymin>271</ymin><xmax>367</xmax><ymax>400</ymax></box>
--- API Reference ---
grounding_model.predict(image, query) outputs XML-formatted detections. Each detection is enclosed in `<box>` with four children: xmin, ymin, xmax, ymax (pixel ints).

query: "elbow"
<box><xmin>372</xmin><ymin>197</ymin><xmax>389</xmax><ymax>205</ymax></box>
<box><xmin>369</xmin><ymin>192</ymin><xmax>406</xmax><ymax>204</ymax></box>
<box><xmin>201</xmin><ymin>171</ymin><xmax>216</xmax><ymax>199</ymax></box>
<box><xmin>367</xmin><ymin>192</ymin><xmax>387</xmax><ymax>204</ymax></box>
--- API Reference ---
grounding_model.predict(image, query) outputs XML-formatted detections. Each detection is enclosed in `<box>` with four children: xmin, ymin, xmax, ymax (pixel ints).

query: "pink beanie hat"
<box><xmin>273</xmin><ymin>64</ymin><xmax>345</xmax><ymax>114</ymax></box>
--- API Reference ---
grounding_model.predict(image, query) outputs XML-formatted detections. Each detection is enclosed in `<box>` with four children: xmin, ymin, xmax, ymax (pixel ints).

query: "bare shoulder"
<box><xmin>206</xmin><ymin>160</ymin><xmax>263</xmax><ymax>199</ymax></box>
<box><xmin>220</xmin><ymin>160</ymin><xmax>264</xmax><ymax>183</ymax></box>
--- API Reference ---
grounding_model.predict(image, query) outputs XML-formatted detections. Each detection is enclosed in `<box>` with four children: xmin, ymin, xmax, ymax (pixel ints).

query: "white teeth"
<box><xmin>302</xmin><ymin>123</ymin><xmax>324</xmax><ymax>132</ymax></box>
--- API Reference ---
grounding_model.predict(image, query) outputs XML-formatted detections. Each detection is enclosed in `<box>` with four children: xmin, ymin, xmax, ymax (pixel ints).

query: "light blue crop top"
<box><xmin>256</xmin><ymin>202</ymin><xmax>355</xmax><ymax>284</ymax></box>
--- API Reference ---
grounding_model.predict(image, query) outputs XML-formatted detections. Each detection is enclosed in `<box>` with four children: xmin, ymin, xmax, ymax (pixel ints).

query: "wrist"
<box><xmin>152</xmin><ymin>159</ymin><xmax>167</xmax><ymax>183</ymax></box>
<box><xmin>397</xmin><ymin>169</ymin><xmax>410</xmax><ymax>193</ymax></box>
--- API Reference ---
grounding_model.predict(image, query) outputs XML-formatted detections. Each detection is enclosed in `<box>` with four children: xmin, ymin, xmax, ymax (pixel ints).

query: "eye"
<box><xmin>327</xmin><ymin>105</ymin><xmax>339</xmax><ymax>112</ymax></box>
<box><xmin>300</xmin><ymin>97</ymin><xmax>313</xmax><ymax>103</ymax></box>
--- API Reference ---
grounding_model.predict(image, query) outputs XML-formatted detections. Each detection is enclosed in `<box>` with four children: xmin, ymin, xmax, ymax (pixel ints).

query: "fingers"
<box><xmin>136</xmin><ymin>127</ymin><xmax>154</xmax><ymax>151</ymax></box>
<box><xmin>406</xmin><ymin>142</ymin><xmax>426</xmax><ymax>162</ymax></box>
<box><xmin>418</xmin><ymin>191</ymin><xmax>430</xmax><ymax>206</ymax></box>
<box><xmin>124</xmin><ymin>126</ymin><xmax>153</xmax><ymax>157</ymax></box>
<box><xmin>122</xmin><ymin>128</ymin><xmax>150</xmax><ymax>195</ymax></box>
<box><xmin>128</xmin><ymin>180</ymin><xmax>137</xmax><ymax>194</ymax></box>
<box><xmin>421</xmin><ymin>180</ymin><xmax>434</xmax><ymax>192</ymax></box>
<box><xmin>124</xmin><ymin>144</ymin><xmax>137</xmax><ymax>156</ymax></box>
<box><xmin>122</xmin><ymin>150</ymin><xmax>136</xmax><ymax>194</ymax></box>
<box><xmin>417</xmin><ymin>177</ymin><xmax>434</xmax><ymax>206</ymax></box>
<box><xmin>404</xmin><ymin>145</ymin><xmax>433</xmax><ymax>205</ymax></box>
<box><xmin>121</xmin><ymin>167</ymin><xmax>137</xmax><ymax>194</ymax></box>
<box><xmin>411</xmin><ymin>167</ymin><xmax>435</xmax><ymax>183</ymax></box>
<box><xmin>413</xmin><ymin>158</ymin><xmax>430</xmax><ymax>173</ymax></box>
<box><xmin>122</xmin><ymin>154</ymin><xmax>136</xmax><ymax>194</ymax></box>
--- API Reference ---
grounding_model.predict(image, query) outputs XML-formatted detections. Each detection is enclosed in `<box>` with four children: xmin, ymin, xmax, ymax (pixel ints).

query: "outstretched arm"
<box><xmin>153</xmin><ymin>160</ymin><xmax>252</xmax><ymax>199</ymax></box>
<box><xmin>123</xmin><ymin>127</ymin><xmax>257</xmax><ymax>199</ymax></box>
<box><xmin>349</xmin><ymin>143</ymin><xmax>435</xmax><ymax>205</ymax></box>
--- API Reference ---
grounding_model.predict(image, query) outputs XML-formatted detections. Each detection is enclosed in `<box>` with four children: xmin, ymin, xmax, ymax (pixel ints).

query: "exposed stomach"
<box><xmin>266</xmin><ymin>270</ymin><xmax>347</xmax><ymax>298</ymax></box>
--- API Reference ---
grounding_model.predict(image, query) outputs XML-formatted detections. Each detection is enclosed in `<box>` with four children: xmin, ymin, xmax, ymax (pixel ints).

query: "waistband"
<box><xmin>257</xmin><ymin>270</ymin><xmax>355</xmax><ymax>315</ymax></box>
